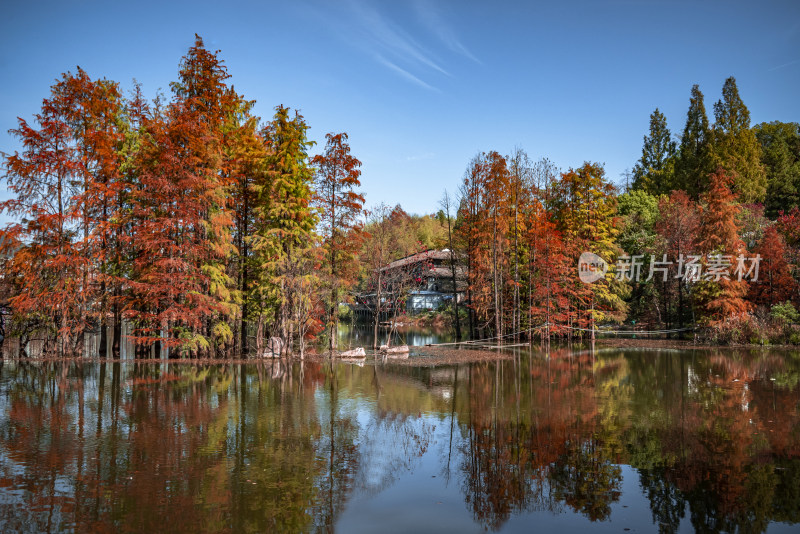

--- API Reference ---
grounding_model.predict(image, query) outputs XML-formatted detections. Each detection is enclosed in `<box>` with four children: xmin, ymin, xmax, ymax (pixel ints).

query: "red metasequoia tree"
<box><xmin>696</xmin><ymin>168</ymin><xmax>750</xmax><ymax>323</ymax></box>
<box><xmin>311</xmin><ymin>132</ymin><xmax>365</xmax><ymax>353</ymax></box>
<box><xmin>125</xmin><ymin>36</ymin><xmax>241</xmax><ymax>357</ymax></box>
<box><xmin>1</xmin><ymin>69</ymin><xmax>123</xmax><ymax>355</ymax></box>
<box><xmin>748</xmin><ymin>225</ymin><xmax>796</xmax><ymax>307</ymax></box>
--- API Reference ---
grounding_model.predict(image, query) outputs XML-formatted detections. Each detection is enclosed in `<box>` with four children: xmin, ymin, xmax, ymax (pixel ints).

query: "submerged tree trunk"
<box><xmin>255</xmin><ymin>315</ymin><xmax>265</xmax><ymax>355</ymax></box>
<box><xmin>112</xmin><ymin>307</ymin><xmax>121</xmax><ymax>358</ymax></box>
<box><xmin>329</xmin><ymin>286</ymin><xmax>338</xmax><ymax>355</ymax></box>
<box><xmin>99</xmin><ymin>310</ymin><xmax>108</xmax><ymax>359</ymax></box>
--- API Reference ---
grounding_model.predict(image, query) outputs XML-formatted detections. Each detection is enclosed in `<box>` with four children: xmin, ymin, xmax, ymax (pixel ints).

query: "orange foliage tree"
<box><xmin>311</xmin><ymin>132</ymin><xmax>365</xmax><ymax>353</ymax></box>
<box><xmin>748</xmin><ymin>225</ymin><xmax>796</xmax><ymax>307</ymax></box>
<box><xmin>1</xmin><ymin>69</ymin><xmax>124</xmax><ymax>355</ymax></box>
<box><xmin>553</xmin><ymin>162</ymin><xmax>624</xmax><ymax>335</ymax></box>
<box><xmin>456</xmin><ymin>152</ymin><xmax>511</xmax><ymax>339</ymax></box>
<box><xmin>125</xmin><ymin>36</ymin><xmax>242</xmax><ymax>357</ymax></box>
<box><xmin>695</xmin><ymin>168</ymin><xmax>750</xmax><ymax>323</ymax></box>
<box><xmin>656</xmin><ymin>190</ymin><xmax>701</xmax><ymax>328</ymax></box>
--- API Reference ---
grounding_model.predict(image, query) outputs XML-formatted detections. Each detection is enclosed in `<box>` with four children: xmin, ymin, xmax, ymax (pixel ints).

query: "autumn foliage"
<box><xmin>0</xmin><ymin>37</ymin><xmax>358</xmax><ymax>358</ymax></box>
<box><xmin>2</xmin><ymin>38</ymin><xmax>800</xmax><ymax>355</ymax></box>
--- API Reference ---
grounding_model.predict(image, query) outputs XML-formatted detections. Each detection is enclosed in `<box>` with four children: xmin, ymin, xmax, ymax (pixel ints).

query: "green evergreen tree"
<box><xmin>251</xmin><ymin>105</ymin><xmax>318</xmax><ymax>356</ymax></box>
<box><xmin>674</xmin><ymin>84</ymin><xmax>713</xmax><ymax>198</ymax></box>
<box><xmin>711</xmin><ymin>76</ymin><xmax>767</xmax><ymax>204</ymax></box>
<box><xmin>632</xmin><ymin>108</ymin><xmax>677</xmax><ymax>195</ymax></box>
<box><xmin>617</xmin><ymin>189</ymin><xmax>661</xmax><ymax>255</ymax></box>
<box><xmin>230</xmin><ymin>108</ymin><xmax>267</xmax><ymax>355</ymax></box>
<box><xmin>616</xmin><ymin>190</ymin><xmax>663</xmax><ymax>327</ymax></box>
<box><xmin>755</xmin><ymin>121</ymin><xmax>800</xmax><ymax>217</ymax></box>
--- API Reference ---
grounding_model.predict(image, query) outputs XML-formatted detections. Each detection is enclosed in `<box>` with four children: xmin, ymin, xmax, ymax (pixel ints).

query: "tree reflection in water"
<box><xmin>456</xmin><ymin>351</ymin><xmax>622</xmax><ymax>530</ymax></box>
<box><xmin>0</xmin><ymin>347</ymin><xmax>797</xmax><ymax>533</ymax></box>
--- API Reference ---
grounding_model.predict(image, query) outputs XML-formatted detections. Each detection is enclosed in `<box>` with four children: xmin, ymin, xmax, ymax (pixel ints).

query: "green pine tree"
<box><xmin>632</xmin><ymin>108</ymin><xmax>677</xmax><ymax>195</ymax></box>
<box><xmin>755</xmin><ymin>121</ymin><xmax>800</xmax><ymax>217</ymax></box>
<box><xmin>674</xmin><ymin>84</ymin><xmax>713</xmax><ymax>198</ymax></box>
<box><xmin>251</xmin><ymin>105</ymin><xmax>318</xmax><ymax>355</ymax></box>
<box><xmin>711</xmin><ymin>76</ymin><xmax>767</xmax><ymax>204</ymax></box>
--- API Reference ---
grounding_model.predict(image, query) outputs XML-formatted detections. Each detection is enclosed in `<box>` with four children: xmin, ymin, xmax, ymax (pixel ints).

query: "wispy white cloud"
<box><xmin>405</xmin><ymin>151</ymin><xmax>436</xmax><ymax>161</ymax></box>
<box><xmin>412</xmin><ymin>0</ymin><xmax>481</xmax><ymax>64</ymax></box>
<box><xmin>305</xmin><ymin>0</ymin><xmax>477</xmax><ymax>90</ymax></box>
<box><xmin>768</xmin><ymin>58</ymin><xmax>800</xmax><ymax>72</ymax></box>
<box><xmin>348</xmin><ymin>0</ymin><xmax>449</xmax><ymax>76</ymax></box>
<box><xmin>374</xmin><ymin>54</ymin><xmax>440</xmax><ymax>92</ymax></box>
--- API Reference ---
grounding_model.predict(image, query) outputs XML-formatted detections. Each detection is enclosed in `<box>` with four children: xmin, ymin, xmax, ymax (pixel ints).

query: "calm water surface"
<box><xmin>1</xmin><ymin>333</ymin><xmax>799</xmax><ymax>533</ymax></box>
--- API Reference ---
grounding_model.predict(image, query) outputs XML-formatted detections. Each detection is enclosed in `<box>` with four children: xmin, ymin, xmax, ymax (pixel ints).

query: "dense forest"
<box><xmin>1</xmin><ymin>36</ymin><xmax>800</xmax><ymax>358</ymax></box>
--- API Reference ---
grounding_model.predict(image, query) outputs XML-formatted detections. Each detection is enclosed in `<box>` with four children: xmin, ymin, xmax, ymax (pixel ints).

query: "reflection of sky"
<box><xmin>336</xmin><ymin>423</ymin><xmax>677</xmax><ymax>534</ymax></box>
<box><xmin>337</xmin><ymin>415</ymin><xmax>477</xmax><ymax>534</ymax></box>
<box><xmin>325</xmin><ymin>351</ymin><xmax>800</xmax><ymax>533</ymax></box>
<box><xmin>1</xmin><ymin>351</ymin><xmax>800</xmax><ymax>532</ymax></box>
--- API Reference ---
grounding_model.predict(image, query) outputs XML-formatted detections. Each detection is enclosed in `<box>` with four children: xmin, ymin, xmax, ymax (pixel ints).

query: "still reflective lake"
<box><xmin>1</xmin><ymin>337</ymin><xmax>799</xmax><ymax>532</ymax></box>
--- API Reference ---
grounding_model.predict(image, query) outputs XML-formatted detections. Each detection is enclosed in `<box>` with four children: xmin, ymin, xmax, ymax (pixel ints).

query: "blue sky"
<box><xmin>1</xmin><ymin>0</ymin><xmax>799</xmax><ymax>218</ymax></box>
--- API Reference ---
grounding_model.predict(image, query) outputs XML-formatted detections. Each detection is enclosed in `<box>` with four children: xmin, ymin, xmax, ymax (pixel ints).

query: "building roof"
<box><xmin>380</xmin><ymin>249</ymin><xmax>459</xmax><ymax>272</ymax></box>
<box><xmin>427</xmin><ymin>266</ymin><xmax>466</xmax><ymax>280</ymax></box>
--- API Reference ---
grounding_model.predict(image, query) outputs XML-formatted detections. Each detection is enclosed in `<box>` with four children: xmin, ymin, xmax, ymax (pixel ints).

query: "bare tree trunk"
<box><xmin>329</xmin><ymin>283</ymin><xmax>338</xmax><ymax>355</ymax></box>
<box><xmin>241</xmin><ymin>302</ymin><xmax>248</xmax><ymax>356</ymax></box>
<box><xmin>528</xmin><ymin>249</ymin><xmax>533</xmax><ymax>345</ymax></box>
<box><xmin>256</xmin><ymin>315</ymin><xmax>264</xmax><ymax>355</ymax></box>
<box><xmin>296</xmin><ymin>303</ymin><xmax>305</xmax><ymax>360</ymax></box>
<box><xmin>441</xmin><ymin>191</ymin><xmax>461</xmax><ymax>341</ymax></box>
<box><xmin>112</xmin><ymin>301</ymin><xmax>121</xmax><ymax>358</ymax></box>
<box><xmin>513</xmin><ymin>199</ymin><xmax>519</xmax><ymax>342</ymax></box>
<box><xmin>280</xmin><ymin>276</ymin><xmax>289</xmax><ymax>356</ymax></box>
<box><xmin>372</xmin><ymin>270</ymin><xmax>382</xmax><ymax>350</ymax></box>
<box><xmin>467</xmin><ymin>248</ymin><xmax>476</xmax><ymax>341</ymax></box>
<box><xmin>99</xmin><ymin>293</ymin><xmax>108</xmax><ymax>359</ymax></box>
<box><xmin>240</xmin><ymin>183</ymin><xmax>250</xmax><ymax>356</ymax></box>
<box><xmin>328</xmin><ymin>221</ymin><xmax>338</xmax><ymax>354</ymax></box>
<box><xmin>492</xmin><ymin>205</ymin><xmax>501</xmax><ymax>340</ymax></box>
<box><xmin>99</xmin><ymin>193</ymin><xmax>108</xmax><ymax>359</ymax></box>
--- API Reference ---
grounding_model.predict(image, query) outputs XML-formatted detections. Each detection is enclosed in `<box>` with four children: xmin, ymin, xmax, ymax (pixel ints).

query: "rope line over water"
<box><xmin>425</xmin><ymin>323</ymin><xmax>698</xmax><ymax>347</ymax></box>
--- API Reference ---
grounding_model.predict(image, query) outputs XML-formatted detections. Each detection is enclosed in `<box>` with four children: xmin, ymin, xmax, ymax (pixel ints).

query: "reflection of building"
<box><xmin>354</xmin><ymin>249</ymin><xmax>467</xmax><ymax>319</ymax></box>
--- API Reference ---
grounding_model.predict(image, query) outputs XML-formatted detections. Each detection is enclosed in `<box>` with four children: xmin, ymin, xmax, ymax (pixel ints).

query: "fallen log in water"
<box><xmin>339</xmin><ymin>347</ymin><xmax>366</xmax><ymax>358</ymax></box>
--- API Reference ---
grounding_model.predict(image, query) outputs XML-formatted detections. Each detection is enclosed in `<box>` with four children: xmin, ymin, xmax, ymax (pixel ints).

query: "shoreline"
<box><xmin>3</xmin><ymin>337</ymin><xmax>798</xmax><ymax>367</ymax></box>
<box><xmin>595</xmin><ymin>337</ymin><xmax>800</xmax><ymax>351</ymax></box>
<box><xmin>0</xmin><ymin>346</ymin><xmax>514</xmax><ymax>366</ymax></box>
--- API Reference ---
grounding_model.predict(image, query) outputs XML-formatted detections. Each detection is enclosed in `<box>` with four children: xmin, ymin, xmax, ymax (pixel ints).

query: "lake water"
<box><xmin>1</xmin><ymin>329</ymin><xmax>799</xmax><ymax>533</ymax></box>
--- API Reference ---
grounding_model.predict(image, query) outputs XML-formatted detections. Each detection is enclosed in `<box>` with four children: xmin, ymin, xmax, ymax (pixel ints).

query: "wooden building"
<box><xmin>353</xmin><ymin>249</ymin><xmax>466</xmax><ymax>319</ymax></box>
